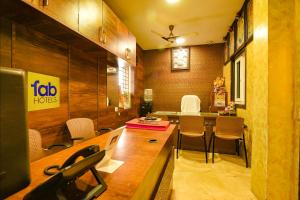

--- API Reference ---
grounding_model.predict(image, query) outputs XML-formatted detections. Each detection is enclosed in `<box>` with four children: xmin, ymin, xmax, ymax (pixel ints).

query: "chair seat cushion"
<box><xmin>215</xmin><ymin>133</ymin><xmax>241</xmax><ymax>140</ymax></box>
<box><xmin>181</xmin><ymin>131</ymin><xmax>204</xmax><ymax>137</ymax></box>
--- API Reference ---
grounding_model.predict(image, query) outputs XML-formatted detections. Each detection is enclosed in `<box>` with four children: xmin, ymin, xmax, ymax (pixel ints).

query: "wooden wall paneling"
<box><xmin>13</xmin><ymin>23</ymin><xmax>69</xmax><ymax>146</ymax></box>
<box><xmin>0</xmin><ymin>17</ymin><xmax>142</xmax><ymax>154</ymax></box>
<box><xmin>144</xmin><ymin>44</ymin><xmax>224</xmax><ymax>112</ymax></box>
<box><xmin>0</xmin><ymin>18</ymin><xmax>12</xmax><ymax>67</ymax></box>
<box><xmin>69</xmin><ymin>47</ymin><xmax>98</xmax><ymax>129</ymax></box>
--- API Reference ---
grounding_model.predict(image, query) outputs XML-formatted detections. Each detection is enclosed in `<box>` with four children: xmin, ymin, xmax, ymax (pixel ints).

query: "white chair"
<box><xmin>66</xmin><ymin>118</ymin><xmax>96</xmax><ymax>144</ymax></box>
<box><xmin>181</xmin><ymin>95</ymin><xmax>201</xmax><ymax>113</ymax></box>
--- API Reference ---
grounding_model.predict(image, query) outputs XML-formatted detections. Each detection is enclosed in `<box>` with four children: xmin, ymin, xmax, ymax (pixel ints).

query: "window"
<box><xmin>234</xmin><ymin>53</ymin><xmax>246</xmax><ymax>106</ymax></box>
<box><xmin>118</xmin><ymin>58</ymin><xmax>132</xmax><ymax>109</ymax></box>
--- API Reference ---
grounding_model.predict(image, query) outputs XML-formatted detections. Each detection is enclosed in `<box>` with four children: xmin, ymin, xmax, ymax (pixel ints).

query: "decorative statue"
<box><xmin>213</xmin><ymin>77</ymin><xmax>226</xmax><ymax>93</ymax></box>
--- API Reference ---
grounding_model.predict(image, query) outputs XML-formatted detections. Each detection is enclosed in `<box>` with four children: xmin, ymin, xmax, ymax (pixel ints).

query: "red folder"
<box><xmin>125</xmin><ymin>118</ymin><xmax>170</xmax><ymax>131</ymax></box>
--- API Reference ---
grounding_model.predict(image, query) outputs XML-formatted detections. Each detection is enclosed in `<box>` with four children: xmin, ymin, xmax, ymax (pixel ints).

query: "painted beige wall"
<box><xmin>223</xmin><ymin>0</ymin><xmax>299</xmax><ymax>199</ymax></box>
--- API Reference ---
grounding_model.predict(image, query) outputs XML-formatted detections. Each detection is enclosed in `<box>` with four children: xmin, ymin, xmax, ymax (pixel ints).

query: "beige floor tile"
<box><xmin>171</xmin><ymin>150</ymin><xmax>257</xmax><ymax>200</ymax></box>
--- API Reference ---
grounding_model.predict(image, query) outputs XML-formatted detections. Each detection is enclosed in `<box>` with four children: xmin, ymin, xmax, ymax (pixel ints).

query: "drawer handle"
<box><xmin>125</xmin><ymin>48</ymin><xmax>131</xmax><ymax>60</ymax></box>
<box><xmin>42</xmin><ymin>0</ymin><xmax>49</xmax><ymax>6</ymax></box>
<box><xmin>99</xmin><ymin>28</ymin><xmax>107</xmax><ymax>44</ymax></box>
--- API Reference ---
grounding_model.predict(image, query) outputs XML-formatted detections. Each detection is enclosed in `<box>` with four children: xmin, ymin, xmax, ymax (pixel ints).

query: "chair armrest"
<box><xmin>99</xmin><ymin>128</ymin><xmax>113</xmax><ymax>131</ymax></box>
<box><xmin>45</xmin><ymin>143</ymin><xmax>72</xmax><ymax>150</ymax></box>
<box><xmin>71</xmin><ymin>137</ymin><xmax>85</xmax><ymax>141</ymax></box>
<box><xmin>96</xmin><ymin>128</ymin><xmax>113</xmax><ymax>135</ymax></box>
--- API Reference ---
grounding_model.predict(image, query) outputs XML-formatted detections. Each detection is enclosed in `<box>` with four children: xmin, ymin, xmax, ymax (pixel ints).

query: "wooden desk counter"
<box><xmin>7</xmin><ymin>125</ymin><xmax>177</xmax><ymax>200</ymax></box>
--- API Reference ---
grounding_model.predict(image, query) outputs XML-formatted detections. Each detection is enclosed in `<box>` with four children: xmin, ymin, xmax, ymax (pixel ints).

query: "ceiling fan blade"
<box><xmin>181</xmin><ymin>32</ymin><xmax>199</xmax><ymax>37</ymax></box>
<box><xmin>162</xmin><ymin>36</ymin><xmax>170</xmax><ymax>42</ymax></box>
<box><xmin>151</xmin><ymin>30</ymin><xmax>165</xmax><ymax>37</ymax></box>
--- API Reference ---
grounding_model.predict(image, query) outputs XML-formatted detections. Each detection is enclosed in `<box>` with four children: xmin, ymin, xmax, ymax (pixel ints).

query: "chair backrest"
<box><xmin>28</xmin><ymin>129</ymin><xmax>44</xmax><ymax>162</ymax></box>
<box><xmin>66</xmin><ymin>118</ymin><xmax>95</xmax><ymax>141</ymax></box>
<box><xmin>215</xmin><ymin>116</ymin><xmax>244</xmax><ymax>137</ymax></box>
<box><xmin>146</xmin><ymin>113</ymin><xmax>168</xmax><ymax>121</ymax></box>
<box><xmin>181</xmin><ymin>95</ymin><xmax>201</xmax><ymax>112</ymax></box>
<box><xmin>179</xmin><ymin>116</ymin><xmax>205</xmax><ymax>133</ymax></box>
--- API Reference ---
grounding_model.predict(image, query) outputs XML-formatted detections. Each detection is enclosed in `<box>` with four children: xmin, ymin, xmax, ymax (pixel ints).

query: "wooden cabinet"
<box><xmin>79</xmin><ymin>0</ymin><xmax>103</xmax><ymax>43</ymax></box>
<box><xmin>22</xmin><ymin>0</ymin><xmax>136</xmax><ymax>65</ymax></box>
<box><xmin>102</xmin><ymin>2</ymin><xmax>119</xmax><ymax>55</ymax></box>
<box><xmin>117</xmin><ymin>20</ymin><xmax>129</xmax><ymax>60</ymax></box>
<box><xmin>127</xmin><ymin>31</ymin><xmax>136</xmax><ymax>66</ymax></box>
<box><xmin>22</xmin><ymin>0</ymin><xmax>79</xmax><ymax>31</ymax></box>
<box><xmin>117</xmin><ymin>20</ymin><xmax>136</xmax><ymax>66</ymax></box>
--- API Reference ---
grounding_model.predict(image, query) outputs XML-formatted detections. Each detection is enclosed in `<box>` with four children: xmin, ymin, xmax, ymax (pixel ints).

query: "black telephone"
<box><xmin>24</xmin><ymin>145</ymin><xmax>107</xmax><ymax>200</ymax></box>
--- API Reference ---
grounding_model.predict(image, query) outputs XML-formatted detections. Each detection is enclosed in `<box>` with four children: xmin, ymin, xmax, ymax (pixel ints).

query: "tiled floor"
<box><xmin>171</xmin><ymin>150</ymin><xmax>257</xmax><ymax>200</ymax></box>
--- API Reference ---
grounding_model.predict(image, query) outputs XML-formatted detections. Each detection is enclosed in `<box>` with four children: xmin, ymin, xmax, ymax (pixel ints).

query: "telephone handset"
<box><xmin>44</xmin><ymin>145</ymin><xmax>100</xmax><ymax>176</ymax></box>
<box><xmin>24</xmin><ymin>145</ymin><xmax>107</xmax><ymax>200</ymax></box>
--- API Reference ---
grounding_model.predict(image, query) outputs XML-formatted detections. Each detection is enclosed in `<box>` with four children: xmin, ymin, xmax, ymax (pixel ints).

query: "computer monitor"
<box><xmin>0</xmin><ymin>67</ymin><xmax>30</xmax><ymax>199</ymax></box>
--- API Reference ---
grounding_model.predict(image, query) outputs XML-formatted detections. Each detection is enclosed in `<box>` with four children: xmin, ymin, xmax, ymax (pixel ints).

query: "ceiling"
<box><xmin>105</xmin><ymin>0</ymin><xmax>244</xmax><ymax>50</ymax></box>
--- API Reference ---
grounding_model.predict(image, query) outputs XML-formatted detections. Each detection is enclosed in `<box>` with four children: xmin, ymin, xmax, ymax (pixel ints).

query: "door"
<box><xmin>79</xmin><ymin>0</ymin><xmax>103</xmax><ymax>43</ymax></box>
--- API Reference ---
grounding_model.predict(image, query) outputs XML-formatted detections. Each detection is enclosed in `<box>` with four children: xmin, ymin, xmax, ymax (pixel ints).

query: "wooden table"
<box><xmin>7</xmin><ymin>125</ymin><xmax>177</xmax><ymax>200</ymax></box>
<box><xmin>153</xmin><ymin>111</ymin><xmax>219</xmax><ymax>119</ymax></box>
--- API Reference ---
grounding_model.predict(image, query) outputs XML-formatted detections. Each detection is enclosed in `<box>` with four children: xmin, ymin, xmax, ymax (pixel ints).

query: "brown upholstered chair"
<box><xmin>211</xmin><ymin>116</ymin><xmax>248</xmax><ymax>167</ymax></box>
<box><xmin>28</xmin><ymin>129</ymin><xmax>45</xmax><ymax>162</ymax></box>
<box><xmin>66</xmin><ymin>118</ymin><xmax>97</xmax><ymax>144</ymax></box>
<box><xmin>177</xmin><ymin>116</ymin><xmax>208</xmax><ymax>163</ymax></box>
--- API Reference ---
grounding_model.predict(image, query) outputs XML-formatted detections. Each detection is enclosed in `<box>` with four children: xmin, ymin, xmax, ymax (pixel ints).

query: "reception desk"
<box><xmin>8</xmin><ymin>125</ymin><xmax>177</xmax><ymax>200</ymax></box>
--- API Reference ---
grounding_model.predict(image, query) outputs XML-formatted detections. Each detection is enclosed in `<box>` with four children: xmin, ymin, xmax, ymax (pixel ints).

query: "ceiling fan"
<box><xmin>151</xmin><ymin>25</ymin><xmax>197</xmax><ymax>44</ymax></box>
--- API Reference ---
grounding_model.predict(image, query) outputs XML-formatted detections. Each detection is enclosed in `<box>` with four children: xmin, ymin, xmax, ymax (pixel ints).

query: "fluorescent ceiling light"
<box><xmin>166</xmin><ymin>0</ymin><xmax>179</xmax><ymax>4</ymax></box>
<box><xmin>176</xmin><ymin>37</ymin><xmax>185</xmax><ymax>44</ymax></box>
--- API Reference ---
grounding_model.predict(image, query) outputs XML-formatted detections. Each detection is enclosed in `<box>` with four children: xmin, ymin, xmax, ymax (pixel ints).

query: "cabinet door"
<box><xmin>102</xmin><ymin>2</ymin><xmax>119</xmax><ymax>55</ymax></box>
<box><xmin>79</xmin><ymin>0</ymin><xmax>103</xmax><ymax>43</ymax></box>
<box><xmin>117</xmin><ymin>20</ymin><xmax>129</xmax><ymax>59</ymax></box>
<box><xmin>40</xmin><ymin>0</ymin><xmax>79</xmax><ymax>31</ymax></box>
<box><xmin>117</xmin><ymin>21</ymin><xmax>136</xmax><ymax>66</ymax></box>
<box><xmin>127</xmin><ymin>31</ymin><xmax>136</xmax><ymax>66</ymax></box>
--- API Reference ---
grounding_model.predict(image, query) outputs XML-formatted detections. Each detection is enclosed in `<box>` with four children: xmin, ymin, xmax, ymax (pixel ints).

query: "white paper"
<box><xmin>96</xmin><ymin>159</ymin><xmax>124</xmax><ymax>173</ymax></box>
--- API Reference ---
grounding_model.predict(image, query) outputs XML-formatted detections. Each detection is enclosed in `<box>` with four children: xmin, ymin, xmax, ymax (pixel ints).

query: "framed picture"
<box><xmin>236</xmin><ymin>12</ymin><xmax>245</xmax><ymax>49</ymax></box>
<box><xmin>229</xmin><ymin>30</ymin><xmax>235</xmax><ymax>56</ymax></box>
<box><xmin>171</xmin><ymin>47</ymin><xmax>190</xmax><ymax>71</ymax></box>
<box><xmin>247</xmin><ymin>0</ymin><xmax>253</xmax><ymax>38</ymax></box>
<box><xmin>224</xmin><ymin>34</ymin><xmax>230</xmax><ymax>63</ymax></box>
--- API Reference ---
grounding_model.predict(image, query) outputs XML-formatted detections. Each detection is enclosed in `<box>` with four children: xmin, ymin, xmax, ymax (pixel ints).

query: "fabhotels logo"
<box><xmin>28</xmin><ymin>72</ymin><xmax>60</xmax><ymax>111</ymax></box>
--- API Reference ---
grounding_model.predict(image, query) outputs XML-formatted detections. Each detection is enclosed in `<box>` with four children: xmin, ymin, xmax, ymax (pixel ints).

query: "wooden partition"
<box><xmin>0</xmin><ymin>17</ymin><xmax>144</xmax><ymax>147</ymax></box>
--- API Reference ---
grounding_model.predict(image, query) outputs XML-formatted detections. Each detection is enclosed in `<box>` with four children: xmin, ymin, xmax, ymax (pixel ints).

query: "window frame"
<box><xmin>118</xmin><ymin>59</ymin><xmax>132</xmax><ymax>109</ymax></box>
<box><xmin>232</xmin><ymin>51</ymin><xmax>246</xmax><ymax>108</ymax></box>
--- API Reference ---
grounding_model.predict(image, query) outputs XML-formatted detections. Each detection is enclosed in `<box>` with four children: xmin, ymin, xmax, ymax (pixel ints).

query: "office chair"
<box><xmin>28</xmin><ymin>129</ymin><xmax>45</xmax><ymax>162</ymax></box>
<box><xmin>210</xmin><ymin>116</ymin><xmax>248</xmax><ymax>168</ymax></box>
<box><xmin>29</xmin><ymin>129</ymin><xmax>69</xmax><ymax>162</ymax></box>
<box><xmin>181</xmin><ymin>95</ymin><xmax>201</xmax><ymax>113</ymax></box>
<box><xmin>177</xmin><ymin>116</ymin><xmax>208</xmax><ymax>163</ymax></box>
<box><xmin>66</xmin><ymin>118</ymin><xmax>97</xmax><ymax>144</ymax></box>
<box><xmin>66</xmin><ymin>118</ymin><xmax>112</xmax><ymax>144</ymax></box>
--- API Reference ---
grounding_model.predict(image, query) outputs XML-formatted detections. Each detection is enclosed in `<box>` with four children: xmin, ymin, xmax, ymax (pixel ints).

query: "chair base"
<box><xmin>176</xmin><ymin>131</ymin><xmax>208</xmax><ymax>163</ymax></box>
<box><xmin>210</xmin><ymin>133</ymin><xmax>248</xmax><ymax>168</ymax></box>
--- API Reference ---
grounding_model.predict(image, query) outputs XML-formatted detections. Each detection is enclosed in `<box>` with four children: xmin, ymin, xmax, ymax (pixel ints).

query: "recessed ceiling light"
<box><xmin>166</xmin><ymin>0</ymin><xmax>179</xmax><ymax>4</ymax></box>
<box><xmin>176</xmin><ymin>37</ymin><xmax>185</xmax><ymax>44</ymax></box>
